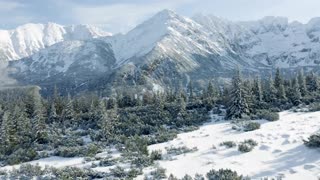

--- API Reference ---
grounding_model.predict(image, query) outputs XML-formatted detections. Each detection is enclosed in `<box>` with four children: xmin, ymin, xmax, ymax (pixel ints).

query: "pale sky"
<box><xmin>1</xmin><ymin>0</ymin><xmax>320</xmax><ymax>33</ymax></box>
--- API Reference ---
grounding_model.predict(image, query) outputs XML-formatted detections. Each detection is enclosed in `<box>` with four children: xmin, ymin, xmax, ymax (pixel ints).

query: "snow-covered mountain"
<box><xmin>193</xmin><ymin>14</ymin><xmax>320</xmax><ymax>68</ymax></box>
<box><xmin>8</xmin><ymin>10</ymin><xmax>320</xmax><ymax>93</ymax></box>
<box><xmin>0</xmin><ymin>23</ymin><xmax>111</xmax><ymax>61</ymax></box>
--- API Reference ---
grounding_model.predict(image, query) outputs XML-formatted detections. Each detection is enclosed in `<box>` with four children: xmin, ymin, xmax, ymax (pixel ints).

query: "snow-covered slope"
<box><xmin>11</xmin><ymin>39</ymin><xmax>116</xmax><ymax>93</ymax></box>
<box><xmin>1</xmin><ymin>110</ymin><xmax>319</xmax><ymax>179</ymax></box>
<box><xmin>139</xmin><ymin>111</ymin><xmax>320</xmax><ymax>179</ymax></box>
<box><xmin>9</xmin><ymin>10</ymin><xmax>320</xmax><ymax>93</ymax></box>
<box><xmin>0</xmin><ymin>23</ymin><xmax>111</xmax><ymax>61</ymax></box>
<box><xmin>193</xmin><ymin>14</ymin><xmax>320</xmax><ymax>68</ymax></box>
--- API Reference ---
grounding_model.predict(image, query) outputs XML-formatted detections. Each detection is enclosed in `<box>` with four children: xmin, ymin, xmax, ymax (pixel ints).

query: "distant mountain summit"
<box><xmin>0</xmin><ymin>23</ymin><xmax>111</xmax><ymax>61</ymax></box>
<box><xmin>7</xmin><ymin>9</ymin><xmax>320</xmax><ymax>94</ymax></box>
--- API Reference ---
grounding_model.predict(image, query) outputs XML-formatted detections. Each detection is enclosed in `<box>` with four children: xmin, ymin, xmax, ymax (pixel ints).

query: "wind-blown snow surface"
<box><xmin>139</xmin><ymin>111</ymin><xmax>320</xmax><ymax>180</ymax></box>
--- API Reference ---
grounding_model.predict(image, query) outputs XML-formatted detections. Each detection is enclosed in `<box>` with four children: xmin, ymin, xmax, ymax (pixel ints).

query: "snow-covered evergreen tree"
<box><xmin>0</xmin><ymin>111</ymin><xmax>11</xmax><ymax>154</ymax></box>
<box><xmin>226</xmin><ymin>68</ymin><xmax>250</xmax><ymax>119</ymax></box>
<box><xmin>298</xmin><ymin>69</ymin><xmax>307</xmax><ymax>96</ymax></box>
<box><xmin>274</xmin><ymin>68</ymin><xmax>286</xmax><ymax>100</ymax></box>
<box><xmin>188</xmin><ymin>81</ymin><xmax>194</xmax><ymax>102</ymax></box>
<box><xmin>306</xmin><ymin>72</ymin><xmax>319</xmax><ymax>92</ymax></box>
<box><xmin>290</xmin><ymin>77</ymin><xmax>302</xmax><ymax>105</ymax></box>
<box><xmin>252</xmin><ymin>76</ymin><xmax>263</xmax><ymax>102</ymax></box>
<box><xmin>263</xmin><ymin>75</ymin><xmax>277</xmax><ymax>104</ymax></box>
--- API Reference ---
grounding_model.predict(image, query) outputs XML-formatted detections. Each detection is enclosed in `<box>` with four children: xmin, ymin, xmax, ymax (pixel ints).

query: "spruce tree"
<box><xmin>61</xmin><ymin>94</ymin><xmax>75</xmax><ymax>128</ymax></box>
<box><xmin>0</xmin><ymin>111</ymin><xmax>11</xmax><ymax>155</ymax></box>
<box><xmin>274</xmin><ymin>68</ymin><xmax>286</xmax><ymax>100</ymax></box>
<box><xmin>205</xmin><ymin>81</ymin><xmax>218</xmax><ymax>110</ymax></box>
<box><xmin>306</xmin><ymin>72</ymin><xmax>319</xmax><ymax>92</ymax></box>
<box><xmin>99</xmin><ymin>100</ymin><xmax>114</xmax><ymax>141</ymax></box>
<box><xmin>298</xmin><ymin>69</ymin><xmax>307</xmax><ymax>97</ymax></box>
<box><xmin>48</xmin><ymin>102</ymin><xmax>58</xmax><ymax>123</ymax></box>
<box><xmin>290</xmin><ymin>77</ymin><xmax>302</xmax><ymax>105</ymax></box>
<box><xmin>226</xmin><ymin>68</ymin><xmax>250</xmax><ymax>119</ymax></box>
<box><xmin>252</xmin><ymin>76</ymin><xmax>263</xmax><ymax>102</ymax></box>
<box><xmin>187</xmin><ymin>81</ymin><xmax>194</xmax><ymax>102</ymax></box>
<box><xmin>263</xmin><ymin>75</ymin><xmax>277</xmax><ymax>104</ymax></box>
<box><xmin>14</xmin><ymin>104</ymin><xmax>32</xmax><ymax>147</ymax></box>
<box><xmin>33</xmin><ymin>101</ymin><xmax>48</xmax><ymax>144</ymax></box>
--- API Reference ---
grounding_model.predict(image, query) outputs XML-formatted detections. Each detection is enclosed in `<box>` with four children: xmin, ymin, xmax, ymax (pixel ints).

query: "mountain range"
<box><xmin>3</xmin><ymin>9</ymin><xmax>320</xmax><ymax>94</ymax></box>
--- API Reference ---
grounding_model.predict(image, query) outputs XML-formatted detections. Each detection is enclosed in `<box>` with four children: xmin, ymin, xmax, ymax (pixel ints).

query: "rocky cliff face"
<box><xmin>7</xmin><ymin>10</ymin><xmax>320</xmax><ymax>94</ymax></box>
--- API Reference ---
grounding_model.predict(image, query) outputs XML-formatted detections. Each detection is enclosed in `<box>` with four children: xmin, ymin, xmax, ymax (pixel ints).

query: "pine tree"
<box><xmin>61</xmin><ymin>94</ymin><xmax>75</xmax><ymax>127</ymax></box>
<box><xmin>48</xmin><ymin>102</ymin><xmax>58</xmax><ymax>123</ymax></box>
<box><xmin>290</xmin><ymin>77</ymin><xmax>302</xmax><ymax>105</ymax></box>
<box><xmin>274</xmin><ymin>68</ymin><xmax>282</xmax><ymax>89</ymax></box>
<box><xmin>306</xmin><ymin>72</ymin><xmax>319</xmax><ymax>92</ymax></box>
<box><xmin>263</xmin><ymin>75</ymin><xmax>277</xmax><ymax>104</ymax></box>
<box><xmin>274</xmin><ymin>68</ymin><xmax>286</xmax><ymax>100</ymax></box>
<box><xmin>0</xmin><ymin>111</ymin><xmax>11</xmax><ymax>154</ymax></box>
<box><xmin>226</xmin><ymin>68</ymin><xmax>250</xmax><ymax>119</ymax></box>
<box><xmin>33</xmin><ymin>102</ymin><xmax>48</xmax><ymax>144</ymax></box>
<box><xmin>298</xmin><ymin>69</ymin><xmax>307</xmax><ymax>97</ymax></box>
<box><xmin>14</xmin><ymin>104</ymin><xmax>32</xmax><ymax>147</ymax></box>
<box><xmin>204</xmin><ymin>81</ymin><xmax>218</xmax><ymax>110</ymax></box>
<box><xmin>187</xmin><ymin>81</ymin><xmax>194</xmax><ymax>102</ymax></box>
<box><xmin>252</xmin><ymin>76</ymin><xmax>263</xmax><ymax>102</ymax></box>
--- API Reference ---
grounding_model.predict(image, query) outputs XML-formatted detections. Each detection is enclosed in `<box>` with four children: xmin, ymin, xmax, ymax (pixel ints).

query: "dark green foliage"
<box><xmin>181</xmin><ymin>174</ymin><xmax>193</xmax><ymax>180</ymax></box>
<box><xmin>206</xmin><ymin>169</ymin><xmax>243</xmax><ymax>180</ymax></box>
<box><xmin>244</xmin><ymin>122</ymin><xmax>261</xmax><ymax>132</ymax></box>
<box><xmin>150</xmin><ymin>150</ymin><xmax>162</xmax><ymax>161</ymax></box>
<box><xmin>148</xmin><ymin>167</ymin><xmax>167</xmax><ymax>180</ymax></box>
<box><xmin>165</xmin><ymin>146</ymin><xmax>198</xmax><ymax>156</ymax></box>
<box><xmin>304</xmin><ymin>134</ymin><xmax>320</xmax><ymax>148</ymax></box>
<box><xmin>255</xmin><ymin>110</ymin><xmax>279</xmax><ymax>121</ymax></box>
<box><xmin>226</xmin><ymin>68</ymin><xmax>250</xmax><ymax>119</ymax></box>
<box><xmin>0</xmin><ymin>164</ymin><xmax>104</xmax><ymax>179</ymax></box>
<box><xmin>309</xmin><ymin>103</ymin><xmax>320</xmax><ymax>112</ymax></box>
<box><xmin>54</xmin><ymin>143</ymin><xmax>101</xmax><ymax>157</ymax></box>
<box><xmin>99</xmin><ymin>156</ymin><xmax>117</xmax><ymax>167</ymax></box>
<box><xmin>238</xmin><ymin>139</ymin><xmax>258</xmax><ymax>153</ymax></box>
<box><xmin>220</xmin><ymin>141</ymin><xmax>237</xmax><ymax>148</ymax></box>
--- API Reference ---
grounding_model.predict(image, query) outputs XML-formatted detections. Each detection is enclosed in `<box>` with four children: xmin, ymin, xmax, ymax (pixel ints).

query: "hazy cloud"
<box><xmin>1</xmin><ymin>0</ymin><xmax>320</xmax><ymax>32</ymax></box>
<box><xmin>69</xmin><ymin>0</ymin><xmax>195</xmax><ymax>33</ymax></box>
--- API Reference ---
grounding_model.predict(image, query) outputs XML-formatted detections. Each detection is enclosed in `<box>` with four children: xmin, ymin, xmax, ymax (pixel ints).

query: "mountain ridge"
<box><xmin>7</xmin><ymin>9</ymin><xmax>320</xmax><ymax>94</ymax></box>
<box><xmin>0</xmin><ymin>22</ymin><xmax>111</xmax><ymax>62</ymax></box>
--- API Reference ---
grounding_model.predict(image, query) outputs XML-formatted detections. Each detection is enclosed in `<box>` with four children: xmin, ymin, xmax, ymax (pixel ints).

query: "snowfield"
<box><xmin>1</xmin><ymin>111</ymin><xmax>320</xmax><ymax>179</ymax></box>
<box><xmin>140</xmin><ymin>111</ymin><xmax>320</xmax><ymax>180</ymax></box>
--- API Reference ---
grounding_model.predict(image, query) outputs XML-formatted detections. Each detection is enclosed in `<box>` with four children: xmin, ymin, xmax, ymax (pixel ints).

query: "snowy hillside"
<box><xmin>138</xmin><ymin>111</ymin><xmax>320</xmax><ymax>179</ymax></box>
<box><xmin>1</xmin><ymin>110</ymin><xmax>320</xmax><ymax>179</ymax></box>
<box><xmin>0</xmin><ymin>23</ymin><xmax>111</xmax><ymax>61</ymax></box>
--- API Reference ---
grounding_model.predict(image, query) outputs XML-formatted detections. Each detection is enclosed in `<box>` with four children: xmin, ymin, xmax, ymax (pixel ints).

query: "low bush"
<box><xmin>99</xmin><ymin>156</ymin><xmax>117</xmax><ymax>167</ymax></box>
<box><xmin>150</xmin><ymin>150</ymin><xmax>162</xmax><ymax>161</ymax></box>
<box><xmin>238</xmin><ymin>143</ymin><xmax>253</xmax><ymax>153</ymax></box>
<box><xmin>6</xmin><ymin>148</ymin><xmax>37</xmax><ymax>165</ymax></box>
<box><xmin>309</xmin><ymin>103</ymin><xmax>320</xmax><ymax>112</ymax></box>
<box><xmin>54</xmin><ymin>143</ymin><xmax>101</xmax><ymax>158</ymax></box>
<box><xmin>304</xmin><ymin>133</ymin><xmax>320</xmax><ymax>148</ymax></box>
<box><xmin>166</xmin><ymin>146</ymin><xmax>198</xmax><ymax>156</ymax></box>
<box><xmin>206</xmin><ymin>169</ymin><xmax>243</xmax><ymax>180</ymax></box>
<box><xmin>238</xmin><ymin>139</ymin><xmax>258</xmax><ymax>153</ymax></box>
<box><xmin>219</xmin><ymin>141</ymin><xmax>237</xmax><ymax>148</ymax></box>
<box><xmin>147</xmin><ymin>167</ymin><xmax>167</xmax><ymax>180</ymax></box>
<box><xmin>244</xmin><ymin>122</ymin><xmax>260</xmax><ymax>132</ymax></box>
<box><xmin>256</xmin><ymin>110</ymin><xmax>279</xmax><ymax>121</ymax></box>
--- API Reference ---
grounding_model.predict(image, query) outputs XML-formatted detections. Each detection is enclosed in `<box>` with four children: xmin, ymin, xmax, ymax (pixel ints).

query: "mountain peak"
<box><xmin>154</xmin><ymin>9</ymin><xmax>177</xmax><ymax>18</ymax></box>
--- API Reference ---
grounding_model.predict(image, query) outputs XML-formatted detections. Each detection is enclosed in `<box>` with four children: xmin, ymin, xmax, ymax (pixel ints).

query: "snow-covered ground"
<box><xmin>139</xmin><ymin>111</ymin><xmax>320</xmax><ymax>180</ymax></box>
<box><xmin>2</xmin><ymin>110</ymin><xmax>320</xmax><ymax>180</ymax></box>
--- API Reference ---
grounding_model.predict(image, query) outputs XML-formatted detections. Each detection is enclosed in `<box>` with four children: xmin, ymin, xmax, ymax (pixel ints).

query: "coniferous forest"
<box><xmin>1</xmin><ymin>68</ymin><xmax>320</xmax><ymax>179</ymax></box>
